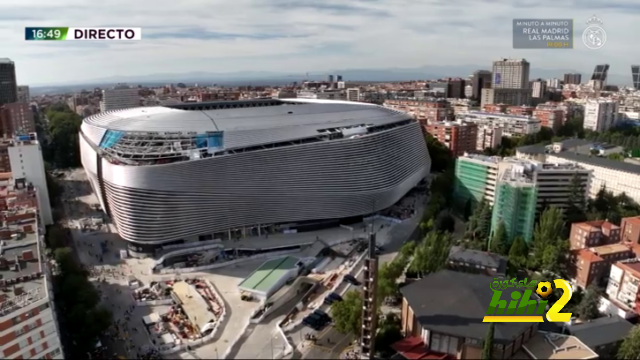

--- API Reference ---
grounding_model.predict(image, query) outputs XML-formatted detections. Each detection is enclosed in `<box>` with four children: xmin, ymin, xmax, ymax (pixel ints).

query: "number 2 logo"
<box><xmin>546</xmin><ymin>279</ymin><xmax>573</xmax><ymax>322</ymax></box>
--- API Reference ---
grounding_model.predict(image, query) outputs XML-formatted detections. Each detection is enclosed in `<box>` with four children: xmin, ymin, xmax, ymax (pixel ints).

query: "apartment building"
<box><xmin>1</xmin><ymin>134</ymin><xmax>52</xmax><ymax>226</ymax></box>
<box><xmin>482</xmin><ymin>104</ymin><xmax>507</xmax><ymax>113</ymax></box>
<box><xmin>297</xmin><ymin>90</ymin><xmax>346</xmax><ymax>100</ymax></box>
<box><xmin>476</xmin><ymin>125</ymin><xmax>502</xmax><ymax>151</ymax></box>
<box><xmin>606</xmin><ymin>259</ymin><xmax>640</xmax><ymax>315</ymax></box>
<box><xmin>620</xmin><ymin>216</ymin><xmax>640</xmax><ymax>244</ymax></box>
<box><xmin>583</xmin><ymin>99</ymin><xmax>619</xmax><ymax>132</ymax></box>
<box><xmin>0</xmin><ymin>104</ymin><xmax>35</xmax><ymax>137</ymax></box>
<box><xmin>454</xmin><ymin>156</ymin><xmax>590</xmax><ymax>242</ymax></box>
<box><xmin>531</xmin><ymin>80</ymin><xmax>547</xmax><ymax>98</ymax></box>
<box><xmin>425</xmin><ymin>122</ymin><xmax>478</xmax><ymax>156</ymax></box>
<box><xmin>569</xmin><ymin>220</ymin><xmax>620</xmax><ymax>250</ymax></box>
<box><xmin>533</xmin><ymin>108</ymin><xmax>564</xmax><ymax>131</ymax></box>
<box><xmin>492</xmin><ymin>58</ymin><xmax>530</xmax><ymax>89</ymax></box>
<box><xmin>383</xmin><ymin>99</ymin><xmax>449</xmax><ymax>125</ymax></box>
<box><xmin>457</xmin><ymin>111</ymin><xmax>541</xmax><ymax>137</ymax></box>
<box><xmin>346</xmin><ymin>88</ymin><xmax>360</xmax><ymax>102</ymax></box>
<box><xmin>0</xmin><ymin>176</ymin><xmax>64</xmax><ymax>359</ymax></box>
<box><xmin>569</xmin><ymin>244</ymin><xmax>635</xmax><ymax>288</ymax></box>
<box><xmin>506</xmin><ymin>106</ymin><xmax>534</xmax><ymax>116</ymax></box>
<box><xmin>546</xmin><ymin>152</ymin><xmax>640</xmax><ymax>204</ymax></box>
<box><xmin>16</xmin><ymin>87</ymin><xmax>29</xmax><ymax>104</ymax></box>
<box><xmin>99</xmin><ymin>87</ymin><xmax>140</xmax><ymax>112</ymax></box>
<box><xmin>481</xmin><ymin>88</ymin><xmax>532</xmax><ymax>107</ymax></box>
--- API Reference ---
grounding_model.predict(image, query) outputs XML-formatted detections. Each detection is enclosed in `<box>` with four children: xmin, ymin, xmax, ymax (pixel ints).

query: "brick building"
<box><xmin>569</xmin><ymin>244</ymin><xmax>635</xmax><ymax>288</ymax></box>
<box><xmin>0</xmin><ymin>103</ymin><xmax>35</xmax><ymax>137</ymax></box>
<box><xmin>506</xmin><ymin>105</ymin><xmax>534</xmax><ymax>116</ymax></box>
<box><xmin>533</xmin><ymin>109</ymin><xmax>564</xmax><ymax>131</ymax></box>
<box><xmin>569</xmin><ymin>220</ymin><xmax>621</xmax><ymax>250</ymax></box>
<box><xmin>482</xmin><ymin>104</ymin><xmax>507</xmax><ymax>113</ymax></box>
<box><xmin>425</xmin><ymin>122</ymin><xmax>478</xmax><ymax>156</ymax></box>
<box><xmin>606</xmin><ymin>259</ymin><xmax>640</xmax><ymax>316</ymax></box>
<box><xmin>384</xmin><ymin>99</ymin><xmax>449</xmax><ymax>125</ymax></box>
<box><xmin>620</xmin><ymin>215</ymin><xmax>640</xmax><ymax>244</ymax></box>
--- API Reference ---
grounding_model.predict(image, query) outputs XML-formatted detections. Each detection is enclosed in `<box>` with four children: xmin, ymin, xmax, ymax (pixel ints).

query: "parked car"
<box><xmin>343</xmin><ymin>274</ymin><xmax>360</xmax><ymax>286</ymax></box>
<box><xmin>313</xmin><ymin>309</ymin><xmax>332</xmax><ymax>322</ymax></box>
<box><xmin>324</xmin><ymin>292</ymin><xmax>343</xmax><ymax>305</ymax></box>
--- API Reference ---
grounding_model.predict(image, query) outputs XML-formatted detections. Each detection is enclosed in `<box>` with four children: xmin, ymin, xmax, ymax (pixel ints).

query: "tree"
<box><xmin>576</xmin><ymin>285</ymin><xmax>600</xmax><ymax>320</ymax></box>
<box><xmin>434</xmin><ymin>212</ymin><xmax>455</xmax><ymax>233</ymax></box>
<box><xmin>463</xmin><ymin>198</ymin><xmax>473</xmax><ymax>221</ymax></box>
<box><xmin>375</xmin><ymin>314</ymin><xmax>403</xmax><ymax>358</ymax></box>
<box><xmin>331</xmin><ymin>290</ymin><xmax>363</xmax><ymax>336</ymax></box>
<box><xmin>465</xmin><ymin>199</ymin><xmax>492</xmax><ymax>249</ymax></box>
<box><xmin>482</xmin><ymin>323</ymin><xmax>495</xmax><ymax>360</ymax></box>
<box><xmin>618</xmin><ymin>325</ymin><xmax>640</xmax><ymax>359</ymax></box>
<box><xmin>566</xmin><ymin>172</ymin><xmax>588</xmax><ymax>224</ymax></box>
<box><xmin>531</xmin><ymin>207</ymin><xmax>565</xmax><ymax>270</ymax></box>
<box><xmin>52</xmin><ymin>247</ymin><xmax>112</xmax><ymax>359</ymax></box>
<box><xmin>490</xmin><ymin>222</ymin><xmax>509</xmax><ymax>255</ymax></box>
<box><xmin>45</xmin><ymin>103</ymin><xmax>83</xmax><ymax>168</ymax></box>
<box><xmin>409</xmin><ymin>232</ymin><xmax>452</xmax><ymax>277</ymax></box>
<box><xmin>508</xmin><ymin>236</ymin><xmax>528</xmax><ymax>270</ymax></box>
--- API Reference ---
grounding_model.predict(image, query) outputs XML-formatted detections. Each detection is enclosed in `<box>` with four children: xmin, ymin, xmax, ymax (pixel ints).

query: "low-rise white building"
<box><xmin>457</xmin><ymin>111</ymin><xmax>541</xmax><ymax>137</ymax></box>
<box><xmin>584</xmin><ymin>99</ymin><xmax>619</xmax><ymax>132</ymax></box>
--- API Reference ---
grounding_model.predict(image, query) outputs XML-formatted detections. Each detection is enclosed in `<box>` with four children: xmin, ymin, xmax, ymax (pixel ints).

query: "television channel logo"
<box><xmin>483</xmin><ymin>278</ymin><xmax>573</xmax><ymax>323</ymax></box>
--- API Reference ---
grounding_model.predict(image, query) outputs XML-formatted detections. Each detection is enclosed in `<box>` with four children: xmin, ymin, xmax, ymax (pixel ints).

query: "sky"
<box><xmin>1</xmin><ymin>0</ymin><xmax>638</xmax><ymax>85</ymax></box>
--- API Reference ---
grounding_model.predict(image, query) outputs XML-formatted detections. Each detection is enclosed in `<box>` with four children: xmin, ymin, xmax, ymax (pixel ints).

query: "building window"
<box><xmin>15</xmin><ymin>328</ymin><xmax>24</xmax><ymax>336</ymax></box>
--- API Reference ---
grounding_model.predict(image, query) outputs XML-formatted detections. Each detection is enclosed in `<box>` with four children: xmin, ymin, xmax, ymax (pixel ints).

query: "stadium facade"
<box><xmin>80</xmin><ymin>99</ymin><xmax>431</xmax><ymax>254</ymax></box>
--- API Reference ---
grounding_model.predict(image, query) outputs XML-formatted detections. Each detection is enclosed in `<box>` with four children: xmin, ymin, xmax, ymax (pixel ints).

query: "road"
<box><xmin>299</xmin><ymin>195</ymin><xmax>426</xmax><ymax>359</ymax></box>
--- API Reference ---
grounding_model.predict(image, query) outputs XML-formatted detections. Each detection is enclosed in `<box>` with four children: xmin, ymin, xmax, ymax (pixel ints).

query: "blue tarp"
<box><xmin>207</xmin><ymin>131</ymin><xmax>224</xmax><ymax>149</ymax></box>
<box><xmin>195</xmin><ymin>134</ymin><xmax>208</xmax><ymax>148</ymax></box>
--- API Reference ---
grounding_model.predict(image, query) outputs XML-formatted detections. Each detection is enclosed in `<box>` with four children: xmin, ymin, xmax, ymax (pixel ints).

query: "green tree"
<box><xmin>482</xmin><ymin>323</ymin><xmax>495</xmax><ymax>360</ymax></box>
<box><xmin>425</xmin><ymin>133</ymin><xmax>455</xmax><ymax>172</ymax></box>
<box><xmin>409</xmin><ymin>232</ymin><xmax>452</xmax><ymax>277</ymax></box>
<box><xmin>45</xmin><ymin>103</ymin><xmax>83</xmax><ymax>168</ymax></box>
<box><xmin>465</xmin><ymin>199</ymin><xmax>492</xmax><ymax>249</ymax></box>
<box><xmin>399</xmin><ymin>241</ymin><xmax>416</xmax><ymax>259</ymax></box>
<box><xmin>490</xmin><ymin>221</ymin><xmax>509</xmax><ymax>255</ymax></box>
<box><xmin>331</xmin><ymin>290</ymin><xmax>363</xmax><ymax>336</ymax></box>
<box><xmin>52</xmin><ymin>247</ymin><xmax>112</xmax><ymax>359</ymax></box>
<box><xmin>531</xmin><ymin>207</ymin><xmax>565</xmax><ymax>270</ymax></box>
<box><xmin>375</xmin><ymin>314</ymin><xmax>403</xmax><ymax>358</ymax></box>
<box><xmin>618</xmin><ymin>325</ymin><xmax>640</xmax><ymax>359</ymax></box>
<box><xmin>566</xmin><ymin>172</ymin><xmax>588</xmax><ymax>224</ymax></box>
<box><xmin>576</xmin><ymin>285</ymin><xmax>601</xmax><ymax>320</ymax></box>
<box><xmin>508</xmin><ymin>236</ymin><xmax>528</xmax><ymax>270</ymax></box>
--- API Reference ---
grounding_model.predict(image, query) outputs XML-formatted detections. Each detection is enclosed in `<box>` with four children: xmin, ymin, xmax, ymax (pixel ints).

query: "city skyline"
<box><xmin>2</xmin><ymin>0</ymin><xmax>639</xmax><ymax>85</ymax></box>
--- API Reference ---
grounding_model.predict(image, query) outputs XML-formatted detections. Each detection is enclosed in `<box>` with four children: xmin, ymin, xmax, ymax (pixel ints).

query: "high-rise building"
<box><xmin>99</xmin><ymin>87</ymin><xmax>140</xmax><ymax>112</ymax></box>
<box><xmin>584</xmin><ymin>99</ymin><xmax>618</xmax><ymax>132</ymax></box>
<box><xmin>0</xmin><ymin>175</ymin><xmax>64</xmax><ymax>360</ymax></box>
<box><xmin>546</xmin><ymin>78</ymin><xmax>560</xmax><ymax>88</ymax></box>
<box><xmin>531</xmin><ymin>79</ymin><xmax>547</xmax><ymax>98</ymax></box>
<box><xmin>0</xmin><ymin>103</ymin><xmax>36</xmax><ymax>136</ymax></box>
<box><xmin>591</xmin><ymin>64</ymin><xmax>610</xmax><ymax>82</ymax></box>
<box><xmin>492</xmin><ymin>59</ymin><xmax>530</xmax><ymax>89</ymax></box>
<box><xmin>17</xmin><ymin>86</ymin><xmax>30</xmax><ymax>103</ymax></box>
<box><xmin>327</xmin><ymin>75</ymin><xmax>334</xmax><ymax>83</ymax></box>
<box><xmin>336</xmin><ymin>75</ymin><xmax>343</xmax><ymax>82</ymax></box>
<box><xmin>7</xmin><ymin>133</ymin><xmax>53</xmax><ymax>226</ymax></box>
<box><xmin>0</xmin><ymin>59</ymin><xmax>17</xmax><ymax>105</ymax></box>
<box><xmin>563</xmin><ymin>73</ymin><xmax>582</xmax><ymax>85</ymax></box>
<box><xmin>632</xmin><ymin>65</ymin><xmax>640</xmax><ymax>90</ymax></box>
<box><xmin>472</xmin><ymin>70</ymin><xmax>492</xmax><ymax>99</ymax></box>
<box><xmin>454</xmin><ymin>155</ymin><xmax>590</xmax><ymax>243</ymax></box>
<box><xmin>480</xmin><ymin>88</ymin><xmax>532</xmax><ymax>107</ymax></box>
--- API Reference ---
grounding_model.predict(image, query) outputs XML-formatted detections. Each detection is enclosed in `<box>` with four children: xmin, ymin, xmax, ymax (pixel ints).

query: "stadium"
<box><xmin>79</xmin><ymin>99</ymin><xmax>431</xmax><ymax>253</ymax></box>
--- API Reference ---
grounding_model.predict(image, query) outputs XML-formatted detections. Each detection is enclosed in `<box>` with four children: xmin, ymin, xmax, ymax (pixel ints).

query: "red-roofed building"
<box><xmin>569</xmin><ymin>220</ymin><xmax>620</xmax><ymax>250</ymax></box>
<box><xmin>568</xmin><ymin>244</ymin><xmax>635</xmax><ymax>288</ymax></box>
<box><xmin>391</xmin><ymin>337</ymin><xmax>455</xmax><ymax>360</ymax></box>
<box><xmin>620</xmin><ymin>216</ymin><xmax>640</xmax><ymax>245</ymax></box>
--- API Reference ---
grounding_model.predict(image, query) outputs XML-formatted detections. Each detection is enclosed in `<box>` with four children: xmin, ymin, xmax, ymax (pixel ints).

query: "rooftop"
<box><xmin>171</xmin><ymin>281</ymin><xmax>215</xmax><ymax>333</ymax></box>
<box><xmin>590</xmin><ymin>243</ymin><xmax>630</xmax><ymax>256</ymax></box>
<box><xmin>574</xmin><ymin>220</ymin><xmax>620</xmax><ymax>231</ymax></box>
<box><xmin>399</xmin><ymin>270</ymin><xmax>532</xmax><ymax>342</ymax></box>
<box><xmin>521</xmin><ymin>332</ymin><xmax>598</xmax><ymax>359</ymax></box>
<box><xmin>390</xmin><ymin>337</ymin><xmax>454</xmax><ymax>360</ymax></box>
<box><xmin>238</xmin><ymin>256</ymin><xmax>300</xmax><ymax>293</ymax></box>
<box><xmin>568</xmin><ymin>316</ymin><xmax>634</xmax><ymax>349</ymax></box>
<box><xmin>550</xmin><ymin>151</ymin><xmax>640</xmax><ymax>175</ymax></box>
<box><xmin>448</xmin><ymin>246</ymin><xmax>507</xmax><ymax>273</ymax></box>
<box><xmin>463</xmin><ymin>111</ymin><xmax>535</xmax><ymax>121</ymax></box>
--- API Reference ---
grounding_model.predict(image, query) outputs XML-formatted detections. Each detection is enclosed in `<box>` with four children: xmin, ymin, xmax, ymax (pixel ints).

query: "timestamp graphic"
<box><xmin>25</xmin><ymin>27</ymin><xmax>142</xmax><ymax>41</ymax></box>
<box><xmin>546</xmin><ymin>42</ymin><xmax>571</xmax><ymax>49</ymax></box>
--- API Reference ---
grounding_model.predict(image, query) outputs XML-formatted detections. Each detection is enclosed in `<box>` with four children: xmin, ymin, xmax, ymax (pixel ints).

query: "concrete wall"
<box><xmin>157</xmin><ymin>250</ymin><xmax>300</xmax><ymax>274</ymax></box>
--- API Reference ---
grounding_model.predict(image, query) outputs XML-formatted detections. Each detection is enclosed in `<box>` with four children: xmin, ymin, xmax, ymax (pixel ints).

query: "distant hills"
<box><xmin>31</xmin><ymin>65</ymin><xmax>634</xmax><ymax>95</ymax></box>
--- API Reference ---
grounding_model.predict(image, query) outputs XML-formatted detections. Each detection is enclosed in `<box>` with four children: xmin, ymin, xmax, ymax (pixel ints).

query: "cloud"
<box><xmin>0</xmin><ymin>0</ymin><xmax>635</xmax><ymax>85</ymax></box>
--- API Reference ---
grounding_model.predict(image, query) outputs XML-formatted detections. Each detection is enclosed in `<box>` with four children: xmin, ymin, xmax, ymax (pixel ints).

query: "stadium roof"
<box><xmin>81</xmin><ymin>99</ymin><xmax>412</xmax><ymax>151</ymax></box>
<box><xmin>83</xmin><ymin>99</ymin><xmax>407</xmax><ymax>133</ymax></box>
